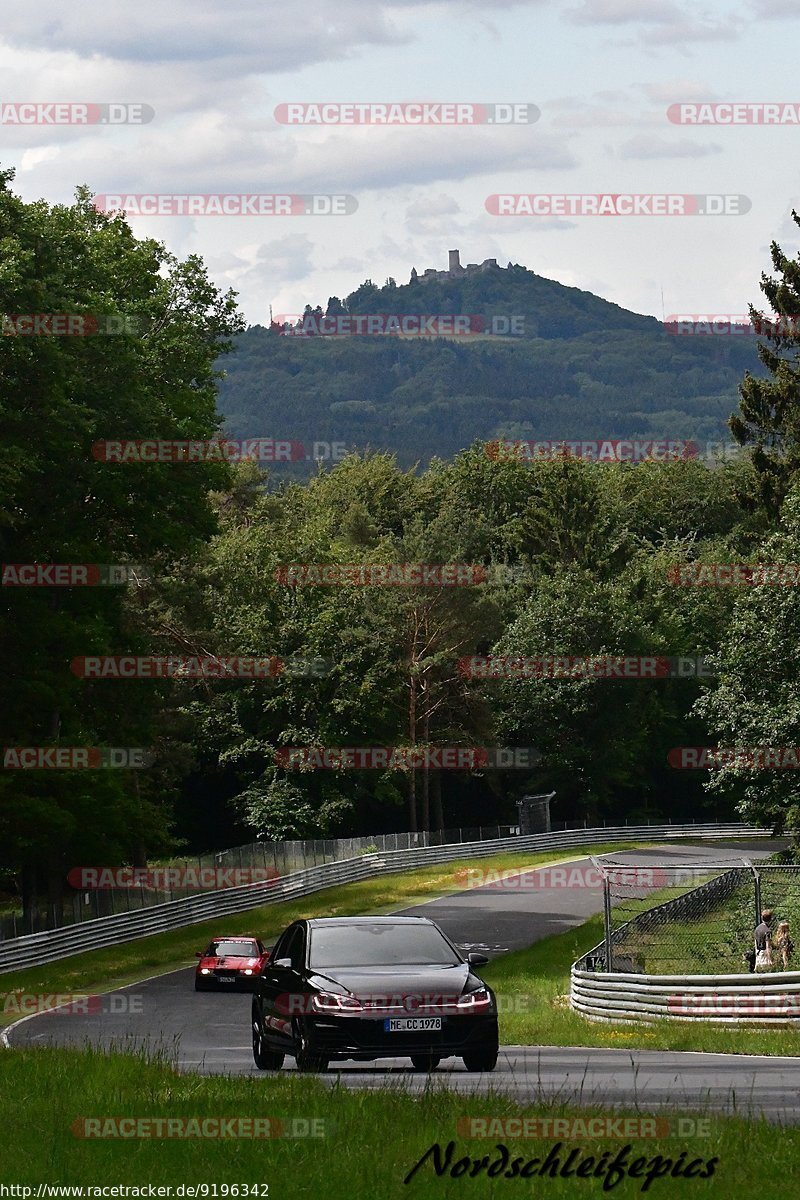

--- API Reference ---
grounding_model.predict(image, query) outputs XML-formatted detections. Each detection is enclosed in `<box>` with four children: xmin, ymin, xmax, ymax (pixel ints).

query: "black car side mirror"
<box><xmin>272</xmin><ymin>957</ymin><xmax>293</xmax><ymax>969</ymax></box>
<box><xmin>467</xmin><ymin>952</ymin><xmax>489</xmax><ymax>966</ymax></box>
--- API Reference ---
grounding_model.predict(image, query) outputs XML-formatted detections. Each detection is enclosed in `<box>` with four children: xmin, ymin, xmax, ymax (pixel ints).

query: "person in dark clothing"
<box><xmin>755</xmin><ymin>909</ymin><xmax>773</xmax><ymax>949</ymax></box>
<box><xmin>753</xmin><ymin>909</ymin><xmax>774</xmax><ymax>971</ymax></box>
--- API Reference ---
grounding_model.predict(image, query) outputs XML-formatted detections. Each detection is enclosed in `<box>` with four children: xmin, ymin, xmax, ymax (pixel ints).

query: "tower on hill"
<box><xmin>417</xmin><ymin>249</ymin><xmax>500</xmax><ymax>283</ymax></box>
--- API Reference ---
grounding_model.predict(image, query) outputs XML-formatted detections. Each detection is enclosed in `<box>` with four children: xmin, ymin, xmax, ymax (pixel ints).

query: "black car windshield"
<box><xmin>308</xmin><ymin>923</ymin><xmax>460</xmax><ymax>968</ymax></box>
<box><xmin>207</xmin><ymin>940</ymin><xmax>258</xmax><ymax>957</ymax></box>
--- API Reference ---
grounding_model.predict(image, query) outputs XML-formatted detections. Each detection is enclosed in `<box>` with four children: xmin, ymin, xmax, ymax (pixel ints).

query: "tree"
<box><xmin>731</xmin><ymin>210</ymin><xmax>800</xmax><ymax>516</ymax></box>
<box><xmin>694</xmin><ymin>485</ymin><xmax>800</xmax><ymax>834</ymax></box>
<box><xmin>0</xmin><ymin>169</ymin><xmax>244</xmax><ymax>917</ymax></box>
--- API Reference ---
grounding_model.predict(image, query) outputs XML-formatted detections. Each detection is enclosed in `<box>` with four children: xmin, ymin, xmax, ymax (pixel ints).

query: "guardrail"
<box><xmin>570</xmin><ymin>964</ymin><xmax>800</xmax><ymax>1025</ymax></box>
<box><xmin>0</xmin><ymin>823</ymin><xmax>770</xmax><ymax>974</ymax></box>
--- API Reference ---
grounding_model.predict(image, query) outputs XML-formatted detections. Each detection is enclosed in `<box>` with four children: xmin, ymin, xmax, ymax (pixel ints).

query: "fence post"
<box><xmin>750</xmin><ymin>862</ymin><xmax>762</xmax><ymax>927</ymax></box>
<box><xmin>603</xmin><ymin>874</ymin><xmax>613</xmax><ymax>973</ymax></box>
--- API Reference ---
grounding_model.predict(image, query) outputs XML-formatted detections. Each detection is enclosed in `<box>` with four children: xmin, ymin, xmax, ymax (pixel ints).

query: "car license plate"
<box><xmin>384</xmin><ymin>1017</ymin><xmax>442</xmax><ymax>1032</ymax></box>
<box><xmin>218</xmin><ymin>975</ymin><xmax>236</xmax><ymax>983</ymax></box>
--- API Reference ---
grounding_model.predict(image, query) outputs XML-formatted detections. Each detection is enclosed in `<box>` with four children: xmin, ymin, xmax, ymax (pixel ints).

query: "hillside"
<box><xmin>217</xmin><ymin>260</ymin><xmax>762</xmax><ymax>471</ymax></box>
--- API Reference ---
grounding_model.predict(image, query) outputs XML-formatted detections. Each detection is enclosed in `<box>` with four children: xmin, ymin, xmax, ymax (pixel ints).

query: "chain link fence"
<box><xmin>582</xmin><ymin>852</ymin><xmax>800</xmax><ymax>975</ymax></box>
<box><xmin>0</xmin><ymin>823</ymin><xmax>522</xmax><ymax>940</ymax></box>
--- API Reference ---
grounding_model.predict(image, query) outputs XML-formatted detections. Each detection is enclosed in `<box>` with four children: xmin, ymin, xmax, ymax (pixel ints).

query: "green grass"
<box><xmin>0</xmin><ymin>843</ymin><xmax>641</xmax><ymax>1026</ymax></box>
<box><xmin>484</xmin><ymin>917</ymin><xmax>800</xmax><ymax>1056</ymax></box>
<box><xmin>1</xmin><ymin>1044</ymin><xmax>796</xmax><ymax>1197</ymax></box>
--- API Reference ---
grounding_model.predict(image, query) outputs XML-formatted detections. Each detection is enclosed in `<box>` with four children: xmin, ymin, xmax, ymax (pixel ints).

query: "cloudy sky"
<box><xmin>3</xmin><ymin>0</ymin><xmax>799</xmax><ymax>324</ymax></box>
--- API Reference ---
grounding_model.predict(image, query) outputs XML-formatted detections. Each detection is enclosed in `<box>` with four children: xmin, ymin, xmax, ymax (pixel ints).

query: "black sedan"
<box><xmin>251</xmin><ymin>915</ymin><xmax>499</xmax><ymax>1073</ymax></box>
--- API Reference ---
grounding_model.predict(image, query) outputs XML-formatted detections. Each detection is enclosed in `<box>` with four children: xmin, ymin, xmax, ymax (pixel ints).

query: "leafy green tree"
<box><xmin>694</xmin><ymin>486</ymin><xmax>800</xmax><ymax>834</ymax></box>
<box><xmin>0</xmin><ymin>169</ymin><xmax>243</xmax><ymax>916</ymax></box>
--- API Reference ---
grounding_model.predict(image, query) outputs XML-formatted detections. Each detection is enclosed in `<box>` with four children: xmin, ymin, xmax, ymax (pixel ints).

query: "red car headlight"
<box><xmin>456</xmin><ymin>986</ymin><xmax>492</xmax><ymax>1012</ymax></box>
<box><xmin>310</xmin><ymin>991</ymin><xmax>362</xmax><ymax>1014</ymax></box>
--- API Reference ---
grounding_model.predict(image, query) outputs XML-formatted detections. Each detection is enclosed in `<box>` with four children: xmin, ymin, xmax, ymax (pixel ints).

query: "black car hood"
<box><xmin>309</xmin><ymin>963</ymin><xmax>481</xmax><ymax>997</ymax></box>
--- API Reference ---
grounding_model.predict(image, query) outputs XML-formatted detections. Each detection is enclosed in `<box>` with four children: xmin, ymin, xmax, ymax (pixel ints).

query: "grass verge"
<box><xmin>486</xmin><ymin>916</ymin><xmax>800</xmax><ymax>1056</ymax></box>
<box><xmin>0</xmin><ymin>1044</ymin><xmax>793</xmax><ymax>1196</ymax></box>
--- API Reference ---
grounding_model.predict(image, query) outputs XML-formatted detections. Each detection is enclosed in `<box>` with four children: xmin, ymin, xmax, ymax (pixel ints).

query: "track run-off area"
<box><xmin>6</xmin><ymin>840</ymin><xmax>798</xmax><ymax>1124</ymax></box>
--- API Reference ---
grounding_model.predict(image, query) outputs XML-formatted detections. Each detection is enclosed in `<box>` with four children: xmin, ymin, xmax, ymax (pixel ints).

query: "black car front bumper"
<box><xmin>301</xmin><ymin>1013</ymin><xmax>499</xmax><ymax>1061</ymax></box>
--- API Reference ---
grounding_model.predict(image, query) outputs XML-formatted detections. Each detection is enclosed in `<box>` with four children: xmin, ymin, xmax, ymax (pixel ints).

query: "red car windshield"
<box><xmin>206</xmin><ymin>940</ymin><xmax>258</xmax><ymax>957</ymax></box>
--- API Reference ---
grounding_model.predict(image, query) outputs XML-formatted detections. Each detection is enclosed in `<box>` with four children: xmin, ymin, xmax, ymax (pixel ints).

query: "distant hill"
<box><xmin>217</xmin><ymin>258</ymin><xmax>762</xmax><ymax>472</ymax></box>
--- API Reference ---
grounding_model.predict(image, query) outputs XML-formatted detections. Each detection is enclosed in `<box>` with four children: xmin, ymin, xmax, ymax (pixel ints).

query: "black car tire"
<box><xmin>194</xmin><ymin>979</ymin><xmax>211</xmax><ymax>992</ymax></box>
<box><xmin>252</xmin><ymin>1011</ymin><xmax>285</xmax><ymax>1071</ymax></box>
<box><xmin>294</xmin><ymin>1024</ymin><xmax>329</xmax><ymax>1073</ymax></box>
<box><xmin>462</xmin><ymin>1046</ymin><xmax>499</xmax><ymax>1072</ymax></box>
<box><xmin>410</xmin><ymin>1054</ymin><xmax>441</xmax><ymax>1072</ymax></box>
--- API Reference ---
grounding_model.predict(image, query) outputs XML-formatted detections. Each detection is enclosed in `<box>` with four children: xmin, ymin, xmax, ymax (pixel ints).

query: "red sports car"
<box><xmin>194</xmin><ymin>935</ymin><xmax>269</xmax><ymax>991</ymax></box>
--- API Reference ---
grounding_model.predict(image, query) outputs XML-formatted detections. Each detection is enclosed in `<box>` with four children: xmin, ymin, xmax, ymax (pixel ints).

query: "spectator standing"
<box><xmin>754</xmin><ymin>908</ymin><xmax>774</xmax><ymax>971</ymax></box>
<box><xmin>775</xmin><ymin>920</ymin><xmax>794</xmax><ymax>970</ymax></box>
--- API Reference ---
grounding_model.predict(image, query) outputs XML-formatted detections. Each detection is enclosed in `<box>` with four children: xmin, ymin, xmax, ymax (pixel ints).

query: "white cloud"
<box><xmin>566</xmin><ymin>0</ymin><xmax>741</xmax><ymax>46</ymax></box>
<box><xmin>567</xmin><ymin>0</ymin><xmax>683</xmax><ymax>25</ymax></box>
<box><xmin>0</xmin><ymin>2</ymin><xmax>409</xmax><ymax>69</ymax></box>
<box><xmin>637</xmin><ymin>79</ymin><xmax>721</xmax><ymax>103</ymax></box>
<box><xmin>618</xmin><ymin>134</ymin><xmax>722</xmax><ymax>158</ymax></box>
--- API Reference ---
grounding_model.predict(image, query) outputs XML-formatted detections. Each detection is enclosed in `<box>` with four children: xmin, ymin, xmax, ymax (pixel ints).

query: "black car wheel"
<box><xmin>462</xmin><ymin>1046</ymin><xmax>499</xmax><ymax>1072</ymax></box>
<box><xmin>294</xmin><ymin>1025</ymin><xmax>329</xmax><ymax>1073</ymax></box>
<box><xmin>252</xmin><ymin>1009</ymin><xmax>285</xmax><ymax>1071</ymax></box>
<box><xmin>410</xmin><ymin>1054</ymin><xmax>441</xmax><ymax>1072</ymax></box>
<box><xmin>194</xmin><ymin>979</ymin><xmax>211</xmax><ymax>992</ymax></box>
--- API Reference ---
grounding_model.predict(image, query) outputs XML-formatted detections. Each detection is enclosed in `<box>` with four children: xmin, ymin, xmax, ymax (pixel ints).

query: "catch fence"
<box><xmin>578</xmin><ymin>854</ymin><xmax>800</xmax><ymax>975</ymax></box>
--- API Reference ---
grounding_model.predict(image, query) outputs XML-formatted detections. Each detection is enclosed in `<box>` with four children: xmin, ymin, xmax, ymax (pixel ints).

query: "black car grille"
<box><xmin>310</xmin><ymin>1015</ymin><xmax>496</xmax><ymax>1052</ymax></box>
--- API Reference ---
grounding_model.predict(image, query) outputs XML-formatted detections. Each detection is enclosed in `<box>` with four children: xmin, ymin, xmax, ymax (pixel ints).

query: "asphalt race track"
<box><xmin>7</xmin><ymin>840</ymin><xmax>798</xmax><ymax>1123</ymax></box>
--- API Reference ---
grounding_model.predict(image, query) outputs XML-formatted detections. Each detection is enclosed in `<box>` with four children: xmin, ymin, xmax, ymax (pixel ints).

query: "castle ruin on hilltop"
<box><xmin>413</xmin><ymin>249</ymin><xmax>503</xmax><ymax>283</ymax></box>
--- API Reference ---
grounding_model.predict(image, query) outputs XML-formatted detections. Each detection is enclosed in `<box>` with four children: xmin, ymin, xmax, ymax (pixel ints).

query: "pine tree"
<box><xmin>730</xmin><ymin>210</ymin><xmax>800</xmax><ymax>515</ymax></box>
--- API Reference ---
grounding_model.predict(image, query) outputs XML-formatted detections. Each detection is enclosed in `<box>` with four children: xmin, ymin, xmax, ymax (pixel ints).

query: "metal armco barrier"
<box><xmin>570</xmin><ymin>840</ymin><xmax>800</xmax><ymax>1026</ymax></box>
<box><xmin>0</xmin><ymin>823</ymin><xmax>769</xmax><ymax>974</ymax></box>
<box><xmin>571</xmin><ymin>965</ymin><xmax>800</xmax><ymax>1026</ymax></box>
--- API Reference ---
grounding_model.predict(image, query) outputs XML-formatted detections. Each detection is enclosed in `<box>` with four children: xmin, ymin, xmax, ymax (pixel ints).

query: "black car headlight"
<box><xmin>310</xmin><ymin>991</ymin><xmax>362</xmax><ymax>1014</ymax></box>
<box><xmin>456</xmin><ymin>985</ymin><xmax>492</xmax><ymax>1012</ymax></box>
